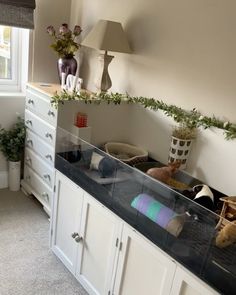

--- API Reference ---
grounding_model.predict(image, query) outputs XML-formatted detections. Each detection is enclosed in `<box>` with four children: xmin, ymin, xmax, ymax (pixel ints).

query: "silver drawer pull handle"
<box><xmin>45</xmin><ymin>154</ymin><xmax>52</xmax><ymax>160</ymax></box>
<box><xmin>26</xmin><ymin>139</ymin><xmax>33</xmax><ymax>145</ymax></box>
<box><xmin>45</xmin><ymin>133</ymin><xmax>53</xmax><ymax>139</ymax></box>
<box><xmin>28</xmin><ymin>99</ymin><xmax>34</xmax><ymax>104</ymax></box>
<box><xmin>48</xmin><ymin>110</ymin><xmax>55</xmax><ymax>117</ymax></box>
<box><xmin>71</xmin><ymin>232</ymin><xmax>79</xmax><ymax>239</ymax></box>
<box><xmin>43</xmin><ymin>174</ymin><xmax>51</xmax><ymax>181</ymax></box>
<box><xmin>26</xmin><ymin>120</ymin><xmax>32</xmax><ymax>125</ymax></box>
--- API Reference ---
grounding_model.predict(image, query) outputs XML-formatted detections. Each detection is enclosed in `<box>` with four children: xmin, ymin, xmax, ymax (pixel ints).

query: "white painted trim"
<box><xmin>0</xmin><ymin>27</ymin><xmax>29</xmax><ymax>93</ymax></box>
<box><xmin>0</xmin><ymin>170</ymin><xmax>8</xmax><ymax>188</ymax></box>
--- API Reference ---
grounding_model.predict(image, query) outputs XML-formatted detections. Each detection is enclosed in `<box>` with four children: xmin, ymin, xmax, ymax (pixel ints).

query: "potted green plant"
<box><xmin>0</xmin><ymin>117</ymin><xmax>26</xmax><ymax>191</ymax></box>
<box><xmin>168</xmin><ymin>122</ymin><xmax>197</xmax><ymax>169</ymax></box>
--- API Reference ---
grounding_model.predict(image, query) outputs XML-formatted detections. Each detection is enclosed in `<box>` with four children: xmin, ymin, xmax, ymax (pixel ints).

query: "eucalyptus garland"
<box><xmin>51</xmin><ymin>90</ymin><xmax>236</xmax><ymax>140</ymax></box>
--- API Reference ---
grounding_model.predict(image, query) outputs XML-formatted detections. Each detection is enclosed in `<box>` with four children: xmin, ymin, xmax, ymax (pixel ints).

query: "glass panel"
<box><xmin>0</xmin><ymin>26</ymin><xmax>12</xmax><ymax>79</ymax></box>
<box><xmin>55</xmin><ymin>127</ymin><xmax>236</xmax><ymax>295</ymax></box>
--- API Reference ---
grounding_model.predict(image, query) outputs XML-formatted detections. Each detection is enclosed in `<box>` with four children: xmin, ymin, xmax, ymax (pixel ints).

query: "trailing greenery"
<box><xmin>0</xmin><ymin>117</ymin><xmax>26</xmax><ymax>162</ymax></box>
<box><xmin>51</xmin><ymin>90</ymin><xmax>236</xmax><ymax>140</ymax></box>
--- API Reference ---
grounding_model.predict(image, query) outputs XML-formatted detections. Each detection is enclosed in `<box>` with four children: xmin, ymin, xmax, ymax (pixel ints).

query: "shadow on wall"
<box><xmin>125</xmin><ymin>13</ymin><xmax>161</xmax><ymax>56</ymax></box>
<box><xmin>127</xmin><ymin>104</ymin><xmax>173</xmax><ymax>164</ymax></box>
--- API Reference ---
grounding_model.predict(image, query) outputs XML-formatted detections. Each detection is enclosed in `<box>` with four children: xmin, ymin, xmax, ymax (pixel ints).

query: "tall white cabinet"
<box><xmin>21</xmin><ymin>83</ymin><xmax>91</xmax><ymax>216</ymax></box>
<box><xmin>21</xmin><ymin>83</ymin><xmax>60</xmax><ymax>215</ymax></box>
<box><xmin>51</xmin><ymin>171</ymin><xmax>219</xmax><ymax>295</ymax></box>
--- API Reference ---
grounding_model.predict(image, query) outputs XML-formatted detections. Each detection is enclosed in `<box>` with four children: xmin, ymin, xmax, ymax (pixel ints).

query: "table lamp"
<box><xmin>81</xmin><ymin>19</ymin><xmax>131</xmax><ymax>93</ymax></box>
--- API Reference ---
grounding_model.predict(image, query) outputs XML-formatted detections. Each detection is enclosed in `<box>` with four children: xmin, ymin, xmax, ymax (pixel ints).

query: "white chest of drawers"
<box><xmin>21</xmin><ymin>83</ymin><xmax>92</xmax><ymax>216</ymax></box>
<box><xmin>21</xmin><ymin>83</ymin><xmax>61</xmax><ymax>216</ymax></box>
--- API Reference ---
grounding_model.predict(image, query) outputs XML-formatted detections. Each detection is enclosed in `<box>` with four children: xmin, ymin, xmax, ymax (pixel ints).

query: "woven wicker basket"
<box><xmin>105</xmin><ymin>142</ymin><xmax>148</xmax><ymax>165</ymax></box>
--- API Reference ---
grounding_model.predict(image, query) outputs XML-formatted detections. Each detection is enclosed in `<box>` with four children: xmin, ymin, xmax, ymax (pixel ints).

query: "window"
<box><xmin>0</xmin><ymin>25</ymin><xmax>29</xmax><ymax>92</ymax></box>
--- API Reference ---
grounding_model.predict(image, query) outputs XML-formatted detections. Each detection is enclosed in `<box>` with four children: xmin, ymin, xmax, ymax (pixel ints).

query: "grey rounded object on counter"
<box><xmin>98</xmin><ymin>157</ymin><xmax>116</xmax><ymax>178</ymax></box>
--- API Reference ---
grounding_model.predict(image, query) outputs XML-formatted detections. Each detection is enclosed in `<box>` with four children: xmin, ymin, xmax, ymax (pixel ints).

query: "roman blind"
<box><xmin>0</xmin><ymin>0</ymin><xmax>36</xmax><ymax>29</ymax></box>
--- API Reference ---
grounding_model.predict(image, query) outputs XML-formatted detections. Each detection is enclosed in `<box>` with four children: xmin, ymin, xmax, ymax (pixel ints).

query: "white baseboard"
<box><xmin>0</xmin><ymin>171</ymin><xmax>8</xmax><ymax>189</ymax></box>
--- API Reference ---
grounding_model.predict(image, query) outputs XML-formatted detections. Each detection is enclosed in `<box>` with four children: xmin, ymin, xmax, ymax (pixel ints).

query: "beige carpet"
<box><xmin>0</xmin><ymin>189</ymin><xmax>88</xmax><ymax>295</ymax></box>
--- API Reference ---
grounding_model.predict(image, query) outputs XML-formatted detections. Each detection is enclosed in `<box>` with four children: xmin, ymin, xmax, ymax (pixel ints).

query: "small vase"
<box><xmin>57</xmin><ymin>56</ymin><xmax>77</xmax><ymax>83</ymax></box>
<box><xmin>8</xmin><ymin>160</ymin><xmax>21</xmax><ymax>191</ymax></box>
<box><xmin>168</xmin><ymin>136</ymin><xmax>193</xmax><ymax>169</ymax></box>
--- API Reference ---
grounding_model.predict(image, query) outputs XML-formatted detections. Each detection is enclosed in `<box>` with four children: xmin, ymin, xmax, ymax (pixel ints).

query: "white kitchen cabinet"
<box><xmin>170</xmin><ymin>266</ymin><xmax>219</xmax><ymax>295</ymax></box>
<box><xmin>51</xmin><ymin>171</ymin><xmax>121</xmax><ymax>295</ymax></box>
<box><xmin>51</xmin><ymin>171</ymin><xmax>219</xmax><ymax>295</ymax></box>
<box><xmin>113</xmin><ymin>225</ymin><xmax>176</xmax><ymax>295</ymax></box>
<box><xmin>76</xmin><ymin>192</ymin><xmax>122</xmax><ymax>295</ymax></box>
<box><xmin>51</xmin><ymin>171</ymin><xmax>84</xmax><ymax>274</ymax></box>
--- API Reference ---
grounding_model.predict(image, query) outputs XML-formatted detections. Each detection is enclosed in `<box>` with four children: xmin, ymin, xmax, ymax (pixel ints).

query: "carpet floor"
<box><xmin>0</xmin><ymin>189</ymin><xmax>88</xmax><ymax>295</ymax></box>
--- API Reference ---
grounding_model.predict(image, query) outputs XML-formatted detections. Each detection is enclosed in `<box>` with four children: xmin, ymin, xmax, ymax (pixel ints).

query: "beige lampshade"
<box><xmin>81</xmin><ymin>19</ymin><xmax>131</xmax><ymax>54</ymax></box>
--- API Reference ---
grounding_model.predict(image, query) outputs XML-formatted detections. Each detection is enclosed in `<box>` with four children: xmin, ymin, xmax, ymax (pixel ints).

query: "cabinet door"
<box><xmin>51</xmin><ymin>172</ymin><xmax>84</xmax><ymax>274</ymax></box>
<box><xmin>76</xmin><ymin>192</ymin><xmax>122</xmax><ymax>295</ymax></box>
<box><xmin>170</xmin><ymin>267</ymin><xmax>219</xmax><ymax>295</ymax></box>
<box><xmin>113</xmin><ymin>225</ymin><xmax>176</xmax><ymax>295</ymax></box>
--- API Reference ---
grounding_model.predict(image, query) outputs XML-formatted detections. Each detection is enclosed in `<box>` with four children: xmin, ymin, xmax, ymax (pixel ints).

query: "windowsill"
<box><xmin>0</xmin><ymin>91</ymin><xmax>26</xmax><ymax>98</ymax></box>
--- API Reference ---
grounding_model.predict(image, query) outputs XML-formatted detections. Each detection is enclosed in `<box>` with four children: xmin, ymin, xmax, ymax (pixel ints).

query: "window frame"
<box><xmin>0</xmin><ymin>26</ymin><xmax>29</xmax><ymax>93</ymax></box>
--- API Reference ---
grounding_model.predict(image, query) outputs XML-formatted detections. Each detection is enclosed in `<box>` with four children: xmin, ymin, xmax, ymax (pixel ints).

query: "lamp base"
<box><xmin>94</xmin><ymin>51</ymin><xmax>114</xmax><ymax>93</ymax></box>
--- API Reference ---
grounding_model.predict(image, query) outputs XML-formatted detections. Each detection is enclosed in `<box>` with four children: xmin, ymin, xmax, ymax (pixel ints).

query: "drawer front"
<box><xmin>26</xmin><ymin>129</ymin><xmax>55</xmax><ymax>165</ymax></box>
<box><xmin>25</xmin><ymin>147</ymin><xmax>54</xmax><ymax>188</ymax></box>
<box><xmin>25</xmin><ymin>110</ymin><xmax>56</xmax><ymax>147</ymax></box>
<box><xmin>24</xmin><ymin>165</ymin><xmax>52</xmax><ymax>209</ymax></box>
<box><xmin>26</xmin><ymin>88</ymin><xmax>58</xmax><ymax>126</ymax></box>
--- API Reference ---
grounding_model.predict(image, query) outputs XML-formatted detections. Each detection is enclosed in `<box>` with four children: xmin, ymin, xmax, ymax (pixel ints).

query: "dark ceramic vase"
<box><xmin>57</xmin><ymin>56</ymin><xmax>77</xmax><ymax>83</ymax></box>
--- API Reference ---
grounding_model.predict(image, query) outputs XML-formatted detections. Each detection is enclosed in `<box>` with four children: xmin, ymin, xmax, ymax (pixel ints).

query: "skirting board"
<box><xmin>0</xmin><ymin>171</ymin><xmax>8</xmax><ymax>189</ymax></box>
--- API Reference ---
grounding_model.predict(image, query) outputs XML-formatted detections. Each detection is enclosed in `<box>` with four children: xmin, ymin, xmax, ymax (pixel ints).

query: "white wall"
<box><xmin>0</xmin><ymin>0</ymin><xmax>72</xmax><ymax>187</ymax></box>
<box><xmin>69</xmin><ymin>0</ymin><xmax>236</xmax><ymax>195</ymax></box>
<box><xmin>30</xmin><ymin>0</ymin><xmax>72</xmax><ymax>83</ymax></box>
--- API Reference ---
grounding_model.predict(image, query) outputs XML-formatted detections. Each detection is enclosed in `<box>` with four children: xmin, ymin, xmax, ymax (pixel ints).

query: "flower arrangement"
<box><xmin>46</xmin><ymin>23</ymin><xmax>82</xmax><ymax>58</ymax></box>
<box><xmin>0</xmin><ymin>117</ymin><xmax>26</xmax><ymax>162</ymax></box>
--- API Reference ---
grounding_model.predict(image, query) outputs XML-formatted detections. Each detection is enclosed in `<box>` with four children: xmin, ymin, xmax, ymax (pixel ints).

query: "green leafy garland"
<box><xmin>51</xmin><ymin>90</ymin><xmax>236</xmax><ymax>140</ymax></box>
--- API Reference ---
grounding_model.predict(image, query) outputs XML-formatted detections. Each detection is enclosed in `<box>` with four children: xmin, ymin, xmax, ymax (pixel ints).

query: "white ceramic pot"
<box><xmin>168</xmin><ymin>136</ymin><xmax>193</xmax><ymax>169</ymax></box>
<box><xmin>8</xmin><ymin>160</ymin><xmax>21</xmax><ymax>191</ymax></box>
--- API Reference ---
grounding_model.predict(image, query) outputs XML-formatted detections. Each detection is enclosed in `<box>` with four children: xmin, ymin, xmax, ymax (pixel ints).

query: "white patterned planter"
<box><xmin>168</xmin><ymin>136</ymin><xmax>193</xmax><ymax>169</ymax></box>
<box><xmin>8</xmin><ymin>161</ymin><xmax>21</xmax><ymax>191</ymax></box>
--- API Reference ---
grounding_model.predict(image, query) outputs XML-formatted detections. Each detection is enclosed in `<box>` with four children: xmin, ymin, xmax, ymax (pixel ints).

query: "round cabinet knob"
<box><xmin>43</xmin><ymin>174</ymin><xmax>51</xmax><ymax>181</ymax></box>
<box><xmin>45</xmin><ymin>154</ymin><xmax>52</xmax><ymax>160</ymax></box>
<box><xmin>28</xmin><ymin>99</ymin><xmax>34</xmax><ymax>104</ymax></box>
<box><xmin>48</xmin><ymin>110</ymin><xmax>55</xmax><ymax>117</ymax></box>
<box><xmin>75</xmin><ymin>235</ymin><xmax>83</xmax><ymax>243</ymax></box>
<box><xmin>25</xmin><ymin>157</ymin><xmax>32</xmax><ymax>164</ymax></box>
<box><xmin>26</xmin><ymin>139</ymin><xmax>33</xmax><ymax>145</ymax></box>
<box><xmin>26</xmin><ymin>120</ymin><xmax>32</xmax><ymax>125</ymax></box>
<box><xmin>71</xmin><ymin>232</ymin><xmax>79</xmax><ymax>239</ymax></box>
<box><xmin>45</xmin><ymin>133</ymin><xmax>53</xmax><ymax>139</ymax></box>
<box><xmin>42</xmin><ymin>192</ymin><xmax>49</xmax><ymax>202</ymax></box>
